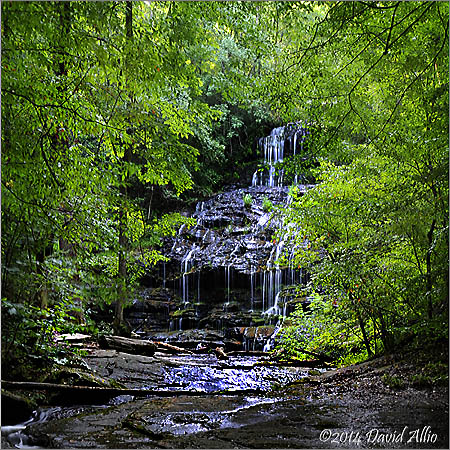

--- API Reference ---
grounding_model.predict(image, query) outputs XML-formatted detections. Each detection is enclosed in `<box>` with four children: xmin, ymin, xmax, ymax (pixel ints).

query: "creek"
<box><xmin>3</xmin><ymin>351</ymin><xmax>325</xmax><ymax>448</ymax></box>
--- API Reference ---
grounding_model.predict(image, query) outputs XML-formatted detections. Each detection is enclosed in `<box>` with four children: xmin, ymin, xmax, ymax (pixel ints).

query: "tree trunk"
<box><xmin>35</xmin><ymin>238</ymin><xmax>53</xmax><ymax>309</ymax></box>
<box><xmin>356</xmin><ymin>309</ymin><xmax>373</xmax><ymax>357</ymax></box>
<box><xmin>348</xmin><ymin>291</ymin><xmax>373</xmax><ymax>357</ymax></box>
<box><xmin>153</xmin><ymin>341</ymin><xmax>194</xmax><ymax>355</ymax></box>
<box><xmin>114</xmin><ymin>200</ymin><xmax>128</xmax><ymax>335</ymax></box>
<box><xmin>426</xmin><ymin>219</ymin><xmax>436</xmax><ymax>319</ymax></box>
<box><xmin>113</xmin><ymin>1</ymin><xmax>133</xmax><ymax>335</ymax></box>
<box><xmin>1</xmin><ymin>381</ymin><xmax>265</xmax><ymax>401</ymax></box>
<box><xmin>57</xmin><ymin>2</ymin><xmax>70</xmax><ymax>76</ymax></box>
<box><xmin>98</xmin><ymin>335</ymin><xmax>157</xmax><ymax>356</ymax></box>
<box><xmin>377</xmin><ymin>311</ymin><xmax>394</xmax><ymax>352</ymax></box>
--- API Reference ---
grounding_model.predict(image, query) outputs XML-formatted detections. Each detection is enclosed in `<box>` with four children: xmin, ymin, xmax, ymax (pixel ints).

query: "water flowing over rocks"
<box><xmin>11</xmin><ymin>352</ymin><xmax>448</xmax><ymax>449</ymax></box>
<box><xmin>132</xmin><ymin>184</ymin><xmax>312</xmax><ymax>350</ymax></box>
<box><xmin>252</xmin><ymin>122</ymin><xmax>310</xmax><ymax>188</ymax></box>
<box><xmin>123</xmin><ymin>123</ymin><xmax>315</xmax><ymax>351</ymax></box>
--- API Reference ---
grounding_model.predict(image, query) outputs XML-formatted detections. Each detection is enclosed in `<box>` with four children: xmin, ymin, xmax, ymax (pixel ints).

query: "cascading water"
<box><xmin>181</xmin><ymin>246</ymin><xmax>197</xmax><ymax>305</ymax></box>
<box><xmin>252</xmin><ymin>122</ymin><xmax>310</xmax><ymax>188</ymax></box>
<box><xmin>263</xmin><ymin>320</ymin><xmax>283</xmax><ymax>352</ymax></box>
<box><xmin>155</xmin><ymin>123</ymin><xmax>313</xmax><ymax>348</ymax></box>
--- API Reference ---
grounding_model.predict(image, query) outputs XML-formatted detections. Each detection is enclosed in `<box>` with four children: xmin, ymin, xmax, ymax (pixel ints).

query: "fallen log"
<box><xmin>157</xmin><ymin>340</ymin><xmax>242</xmax><ymax>352</ymax></box>
<box><xmin>153</xmin><ymin>341</ymin><xmax>193</xmax><ymax>355</ymax></box>
<box><xmin>1</xmin><ymin>381</ymin><xmax>264</xmax><ymax>399</ymax></box>
<box><xmin>156</xmin><ymin>340</ymin><xmax>223</xmax><ymax>350</ymax></box>
<box><xmin>55</xmin><ymin>333</ymin><xmax>92</xmax><ymax>343</ymax></box>
<box><xmin>214</xmin><ymin>346</ymin><xmax>229</xmax><ymax>360</ymax></box>
<box><xmin>98</xmin><ymin>335</ymin><xmax>156</xmax><ymax>357</ymax></box>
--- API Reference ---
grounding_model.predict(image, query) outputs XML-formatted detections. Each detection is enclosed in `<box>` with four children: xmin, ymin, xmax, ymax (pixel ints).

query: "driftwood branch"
<box><xmin>1</xmin><ymin>381</ymin><xmax>264</xmax><ymax>398</ymax></box>
<box><xmin>153</xmin><ymin>341</ymin><xmax>193</xmax><ymax>355</ymax></box>
<box><xmin>98</xmin><ymin>335</ymin><xmax>196</xmax><ymax>356</ymax></box>
<box><xmin>214</xmin><ymin>347</ymin><xmax>228</xmax><ymax>360</ymax></box>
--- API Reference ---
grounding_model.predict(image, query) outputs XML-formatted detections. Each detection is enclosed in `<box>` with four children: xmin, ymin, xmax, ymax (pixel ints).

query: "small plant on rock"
<box><xmin>381</xmin><ymin>373</ymin><xmax>404</xmax><ymax>389</ymax></box>
<box><xmin>262</xmin><ymin>196</ymin><xmax>273</xmax><ymax>212</ymax></box>
<box><xmin>410</xmin><ymin>374</ymin><xmax>433</xmax><ymax>388</ymax></box>
<box><xmin>243</xmin><ymin>193</ymin><xmax>253</xmax><ymax>209</ymax></box>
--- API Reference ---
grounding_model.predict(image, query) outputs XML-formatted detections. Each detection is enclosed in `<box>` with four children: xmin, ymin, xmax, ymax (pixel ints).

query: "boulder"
<box><xmin>98</xmin><ymin>335</ymin><xmax>157</xmax><ymax>357</ymax></box>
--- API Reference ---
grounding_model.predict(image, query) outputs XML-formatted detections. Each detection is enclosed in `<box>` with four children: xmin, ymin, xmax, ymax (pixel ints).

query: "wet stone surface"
<box><xmin>13</xmin><ymin>351</ymin><xmax>448</xmax><ymax>449</ymax></box>
<box><xmin>130</xmin><ymin>185</ymin><xmax>313</xmax><ymax>342</ymax></box>
<box><xmin>23</xmin><ymin>389</ymin><xmax>449</xmax><ymax>449</ymax></box>
<box><xmin>83</xmin><ymin>350</ymin><xmax>309</xmax><ymax>393</ymax></box>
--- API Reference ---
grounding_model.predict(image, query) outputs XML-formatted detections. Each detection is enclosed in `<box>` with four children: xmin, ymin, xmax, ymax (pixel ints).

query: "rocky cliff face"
<box><xmin>128</xmin><ymin>184</ymin><xmax>311</xmax><ymax>347</ymax></box>
<box><xmin>128</xmin><ymin>124</ymin><xmax>313</xmax><ymax>350</ymax></box>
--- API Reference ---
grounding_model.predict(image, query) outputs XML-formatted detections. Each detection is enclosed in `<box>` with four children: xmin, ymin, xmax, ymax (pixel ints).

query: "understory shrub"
<box><xmin>243</xmin><ymin>193</ymin><xmax>253</xmax><ymax>208</ymax></box>
<box><xmin>262</xmin><ymin>196</ymin><xmax>273</xmax><ymax>212</ymax></box>
<box><xmin>275</xmin><ymin>292</ymin><xmax>368</xmax><ymax>365</ymax></box>
<box><xmin>1</xmin><ymin>298</ymin><xmax>88</xmax><ymax>379</ymax></box>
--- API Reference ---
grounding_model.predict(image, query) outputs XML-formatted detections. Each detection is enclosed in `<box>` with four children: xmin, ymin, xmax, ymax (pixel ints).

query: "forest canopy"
<box><xmin>2</xmin><ymin>1</ymin><xmax>448</xmax><ymax>371</ymax></box>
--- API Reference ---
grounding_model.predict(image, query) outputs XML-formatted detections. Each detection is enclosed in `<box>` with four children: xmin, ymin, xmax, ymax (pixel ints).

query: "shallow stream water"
<box><xmin>3</xmin><ymin>353</ymin><xmax>322</xmax><ymax>448</ymax></box>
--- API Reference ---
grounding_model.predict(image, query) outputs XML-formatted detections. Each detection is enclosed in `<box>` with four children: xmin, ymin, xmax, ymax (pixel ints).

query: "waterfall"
<box><xmin>225</xmin><ymin>265</ymin><xmax>231</xmax><ymax>305</ymax></box>
<box><xmin>257</xmin><ymin>122</ymin><xmax>309</xmax><ymax>187</ymax></box>
<box><xmin>258</xmin><ymin>126</ymin><xmax>285</xmax><ymax>188</ymax></box>
<box><xmin>263</xmin><ymin>320</ymin><xmax>283</xmax><ymax>352</ymax></box>
<box><xmin>261</xmin><ymin>195</ymin><xmax>303</xmax><ymax>319</ymax></box>
<box><xmin>156</xmin><ymin>123</ymin><xmax>312</xmax><ymax>337</ymax></box>
<box><xmin>250</xmin><ymin>269</ymin><xmax>255</xmax><ymax>311</ymax></box>
<box><xmin>251</xmin><ymin>171</ymin><xmax>259</xmax><ymax>187</ymax></box>
<box><xmin>162</xmin><ymin>262</ymin><xmax>166</xmax><ymax>289</ymax></box>
<box><xmin>181</xmin><ymin>246</ymin><xmax>197</xmax><ymax>305</ymax></box>
<box><xmin>195</xmin><ymin>201</ymin><xmax>205</xmax><ymax>226</ymax></box>
<box><xmin>262</xmin><ymin>232</ymin><xmax>285</xmax><ymax>316</ymax></box>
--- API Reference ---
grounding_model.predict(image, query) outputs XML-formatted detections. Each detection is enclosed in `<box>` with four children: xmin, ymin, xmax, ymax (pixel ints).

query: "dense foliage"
<box><xmin>1</xmin><ymin>1</ymin><xmax>278</xmax><ymax>370</ymax></box>
<box><xmin>2</xmin><ymin>1</ymin><xmax>448</xmax><ymax>372</ymax></box>
<box><xmin>272</xmin><ymin>1</ymin><xmax>449</xmax><ymax>362</ymax></box>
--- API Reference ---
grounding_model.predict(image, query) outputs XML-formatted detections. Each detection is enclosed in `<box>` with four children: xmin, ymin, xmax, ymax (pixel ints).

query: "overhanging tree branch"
<box><xmin>370</xmin><ymin>23</ymin><xmax>448</xmax><ymax>147</ymax></box>
<box><xmin>3</xmin><ymin>88</ymin><xmax>127</xmax><ymax>133</ymax></box>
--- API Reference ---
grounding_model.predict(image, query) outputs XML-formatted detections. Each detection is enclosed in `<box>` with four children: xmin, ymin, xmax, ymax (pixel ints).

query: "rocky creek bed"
<box><xmin>2</xmin><ymin>344</ymin><xmax>448</xmax><ymax>449</ymax></box>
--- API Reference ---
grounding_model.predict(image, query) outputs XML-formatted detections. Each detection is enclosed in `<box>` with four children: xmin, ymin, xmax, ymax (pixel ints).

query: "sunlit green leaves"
<box><xmin>1</xmin><ymin>1</ymin><xmax>227</xmax><ymax>315</ymax></box>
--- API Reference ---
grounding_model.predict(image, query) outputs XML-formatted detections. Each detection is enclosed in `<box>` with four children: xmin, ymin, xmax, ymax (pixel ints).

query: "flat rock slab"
<box><xmin>25</xmin><ymin>389</ymin><xmax>448</xmax><ymax>449</ymax></box>
<box><xmin>82</xmin><ymin>351</ymin><xmax>307</xmax><ymax>393</ymax></box>
<box><xmin>83</xmin><ymin>350</ymin><xmax>173</xmax><ymax>389</ymax></box>
<box><xmin>23</xmin><ymin>395</ymin><xmax>315</xmax><ymax>448</ymax></box>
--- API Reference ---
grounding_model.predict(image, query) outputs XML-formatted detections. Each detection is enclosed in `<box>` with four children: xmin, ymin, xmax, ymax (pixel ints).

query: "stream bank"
<box><xmin>2</xmin><ymin>342</ymin><xmax>448</xmax><ymax>449</ymax></box>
